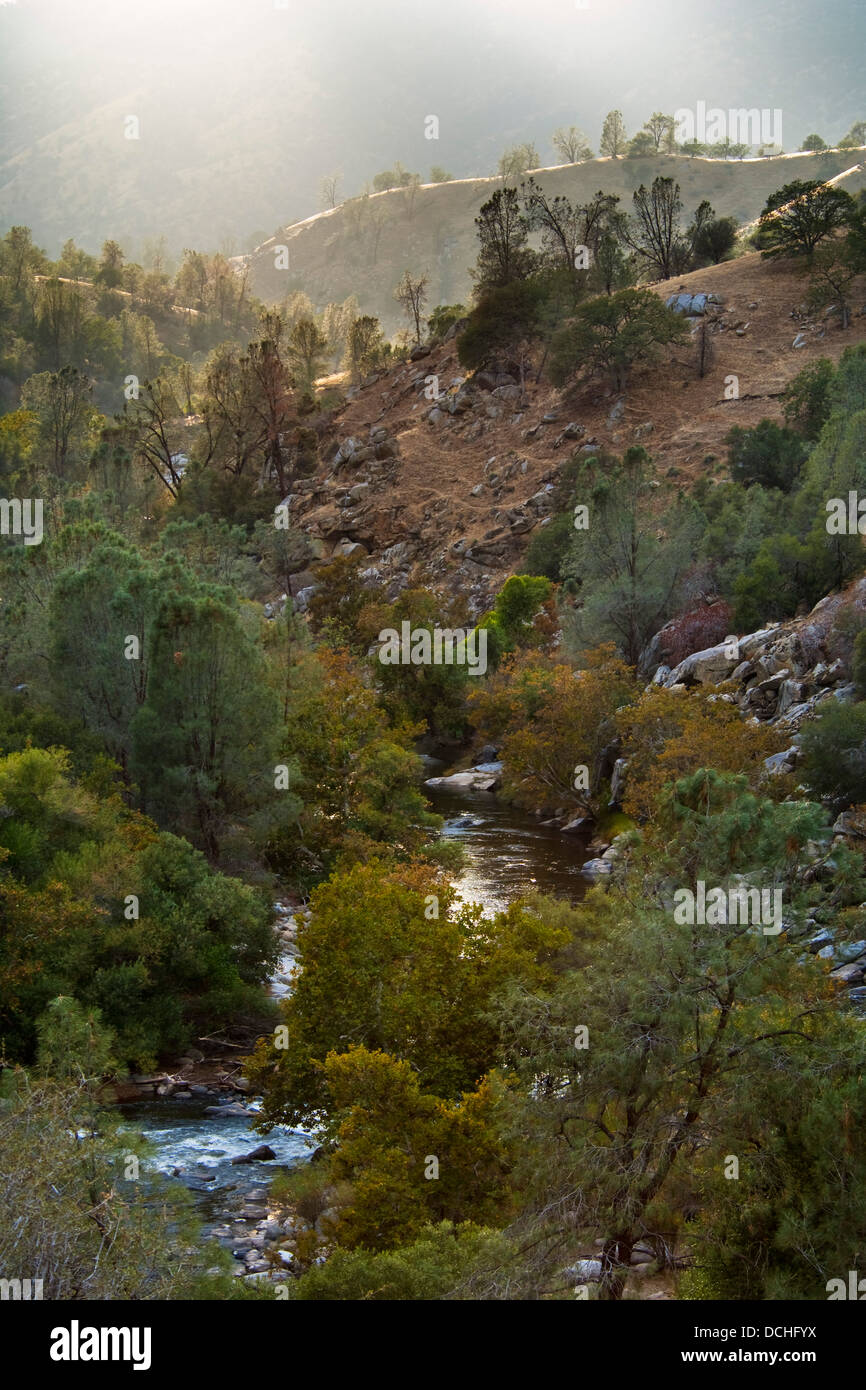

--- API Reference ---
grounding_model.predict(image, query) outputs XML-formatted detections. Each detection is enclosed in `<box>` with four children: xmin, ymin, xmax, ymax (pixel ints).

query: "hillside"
<box><xmin>285</xmin><ymin>250</ymin><xmax>866</xmax><ymax>615</ymax></box>
<box><xmin>245</xmin><ymin>152</ymin><xmax>866</xmax><ymax>332</ymax></box>
<box><xmin>3</xmin><ymin>0</ymin><xmax>865</xmax><ymax>259</ymax></box>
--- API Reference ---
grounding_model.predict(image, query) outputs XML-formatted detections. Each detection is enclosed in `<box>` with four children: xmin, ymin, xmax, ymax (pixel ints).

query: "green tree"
<box><xmin>21</xmin><ymin>366</ymin><xmax>95</xmax><ymax>476</ymax></box>
<box><xmin>726</xmin><ymin>419</ymin><xmax>807</xmax><ymax>491</ymax></box>
<box><xmin>0</xmin><ymin>225</ymin><xmax>49</xmax><ymax>297</ymax></box>
<box><xmin>318</xmin><ymin>1049</ymin><xmax>514</xmax><ymax>1250</ymax></box>
<box><xmin>130</xmin><ymin>586</ymin><xmax>283</xmax><ymax>860</ymax></box>
<box><xmin>562</xmin><ymin>448</ymin><xmax>704</xmax><ymax>664</ymax></box>
<box><xmin>95</xmin><ymin>239</ymin><xmax>126</xmax><ymax>289</ymax></box>
<box><xmin>549</xmin><ymin>287</ymin><xmax>688</xmax><ymax>391</ymax></box>
<box><xmin>56</xmin><ymin>238</ymin><xmax>98</xmax><ymax>281</ymax></box>
<box><xmin>808</xmin><ymin>236</ymin><xmax>861</xmax><ymax>329</ymax></box>
<box><xmin>494</xmin><ymin>770</ymin><xmax>851</xmax><ymax>1299</ymax></box>
<box><xmin>782</xmin><ymin>357</ymin><xmax>835</xmax><ymax>440</ymax></box>
<box><xmin>471</xmin><ymin>188</ymin><xmax>537</xmax><ymax>293</ymax></box>
<box><xmin>625</xmin><ymin>177</ymin><xmax>687</xmax><ymax>280</ymax></box>
<box><xmin>643</xmin><ymin>112</ymin><xmax>676</xmax><ymax>151</ymax></box>
<box><xmin>0</xmin><ymin>1072</ymin><xmax>205</xmax><ymax>1299</ymax></box>
<box><xmin>627</xmin><ymin>130</ymin><xmax>657</xmax><ymax>158</ymax></box>
<box><xmin>290</xmin><ymin>1221</ymin><xmax>510</xmax><ymax>1300</ymax></box>
<box><xmin>343</xmin><ymin>315</ymin><xmax>390</xmax><ymax>383</ymax></box>
<box><xmin>245</xmin><ymin>858</ymin><xmax>568</xmax><ymax>1128</ymax></box>
<box><xmin>479</xmin><ymin>574</ymin><xmax>553</xmax><ymax>659</ymax></box>
<box><xmin>688</xmin><ymin>200</ymin><xmax>738</xmax><ymax>264</ymax></box>
<box><xmin>47</xmin><ymin>537</ymin><xmax>164</xmax><ymax>768</ymax></box>
<box><xmin>799</xmin><ymin>700</ymin><xmax>866</xmax><ymax>808</ymax></box>
<box><xmin>286</xmin><ymin>316</ymin><xmax>329</xmax><ymax>391</ymax></box>
<box><xmin>600</xmin><ymin>110</ymin><xmax>628</xmax><ymax>158</ymax></box>
<box><xmin>273</xmin><ymin>647</ymin><xmax>440</xmax><ymax>876</ymax></box>
<box><xmin>35</xmin><ymin>996</ymin><xmax>117</xmax><ymax>1081</ymax></box>
<box><xmin>457</xmin><ymin>278</ymin><xmax>545</xmax><ymax>382</ymax></box>
<box><xmin>756</xmin><ymin>180</ymin><xmax>855</xmax><ymax>259</ymax></box>
<box><xmin>497</xmin><ymin>142</ymin><xmax>539</xmax><ymax>181</ymax></box>
<box><xmin>838</xmin><ymin>120</ymin><xmax>866</xmax><ymax>150</ymax></box>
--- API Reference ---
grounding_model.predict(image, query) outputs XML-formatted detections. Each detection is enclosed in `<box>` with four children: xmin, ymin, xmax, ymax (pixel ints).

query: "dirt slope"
<box><xmin>286</xmin><ymin>251</ymin><xmax>866</xmax><ymax>617</ymax></box>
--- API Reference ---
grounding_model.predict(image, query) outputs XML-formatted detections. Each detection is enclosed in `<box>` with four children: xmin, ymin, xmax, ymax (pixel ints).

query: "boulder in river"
<box><xmin>581</xmin><ymin>857</ymin><xmax>614</xmax><ymax>881</ymax></box>
<box><xmin>230</xmin><ymin>1144</ymin><xmax>277</xmax><ymax>1165</ymax></box>
<box><xmin>425</xmin><ymin>763</ymin><xmax>503</xmax><ymax>791</ymax></box>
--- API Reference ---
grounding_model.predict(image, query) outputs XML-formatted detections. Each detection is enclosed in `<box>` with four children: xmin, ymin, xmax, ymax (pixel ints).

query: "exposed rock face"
<box><xmin>645</xmin><ymin>582</ymin><xmax>866</xmax><ymax>737</ymax></box>
<box><xmin>632</xmin><ymin>581</ymin><xmax>866</xmax><ymax>1014</ymax></box>
<box><xmin>665</xmin><ymin>641</ymin><xmax>740</xmax><ymax>688</ymax></box>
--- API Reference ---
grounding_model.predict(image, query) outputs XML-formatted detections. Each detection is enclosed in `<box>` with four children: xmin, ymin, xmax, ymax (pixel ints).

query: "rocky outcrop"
<box><xmin>648</xmin><ymin>582</ymin><xmax>866</xmax><ymax>740</ymax></box>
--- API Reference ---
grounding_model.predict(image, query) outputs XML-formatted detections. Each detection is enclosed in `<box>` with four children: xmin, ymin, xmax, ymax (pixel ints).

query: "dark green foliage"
<box><xmin>853</xmin><ymin>628</ymin><xmax>866</xmax><ymax>697</ymax></box>
<box><xmin>756</xmin><ymin>179</ymin><xmax>855</xmax><ymax>258</ymax></box>
<box><xmin>427</xmin><ymin>303</ymin><xmax>466</xmax><ymax>339</ymax></box>
<box><xmin>549</xmin><ymin>287</ymin><xmax>688</xmax><ymax>390</ymax></box>
<box><xmin>471</xmin><ymin>188</ymin><xmax>537</xmax><ymax>293</ymax></box>
<box><xmin>457</xmin><ymin>279</ymin><xmax>545</xmax><ymax>373</ymax></box>
<box><xmin>726</xmin><ymin>419</ymin><xmax>808</xmax><ymax>491</ymax></box>
<box><xmin>782</xmin><ymin>358</ymin><xmax>835</xmax><ymax>440</ymax></box>
<box><xmin>520</xmin><ymin>509</ymin><xmax>574</xmax><ymax>581</ymax></box>
<box><xmin>563</xmin><ymin>448</ymin><xmax>705</xmax><ymax>664</ymax></box>
<box><xmin>480</xmin><ymin>574</ymin><xmax>553</xmax><ymax>658</ymax></box>
<box><xmin>289</xmin><ymin>1222</ymin><xmax>510</xmax><ymax>1300</ymax></box>
<box><xmin>731</xmin><ymin>530</ymin><xmax>840</xmax><ymax>632</ymax></box>
<box><xmin>688</xmin><ymin>200</ymin><xmax>738</xmax><ymax>263</ymax></box>
<box><xmin>799</xmin><ymin>700</ymin><xmax>866</xmax><ymax>807</ymax></box>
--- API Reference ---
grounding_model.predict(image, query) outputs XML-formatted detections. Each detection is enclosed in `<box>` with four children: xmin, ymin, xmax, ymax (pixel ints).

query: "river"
<box><xmin>120</xmin><ymin>770</ymin><xmax>592</xmax><ymax>1251</ymax></box>
<box><xmin>425</xmin><ymin>781</ymin><xmax>591</xmax><ymax>913</ymax></box>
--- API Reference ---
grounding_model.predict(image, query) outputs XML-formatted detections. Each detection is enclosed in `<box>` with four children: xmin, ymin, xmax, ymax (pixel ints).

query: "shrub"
<box><xmin>289</xmin><ymin>1222</ymin><xmax>511</xmax><ymax>1300</ymax></box>
<box><xmin>853</xmin><ymin>629</ymin><xmax>866</xmax><ymax>697</ymax></box>
<box><xmin>726</xmin><ymin>420</ymin><xmax>807</xmax><ymax>492</ymax></box>
<box><xmin>428</xmin><ymin>303</ymin><xmax>466</xmax><ymax>339</ymax></box>
<box><xmin>782</xmin><ymin>358</ymin><xmax>835</xmax><ymax>440</ymax></box>
<box><xmin>521</xmin><ymin>510</ymin><xmax>574</xmax><ymax>581</ymax></box>
<box><xmin>799</xmin><ymin>700</ymin><xmax>866</xmax><ymax>806</ymax></box>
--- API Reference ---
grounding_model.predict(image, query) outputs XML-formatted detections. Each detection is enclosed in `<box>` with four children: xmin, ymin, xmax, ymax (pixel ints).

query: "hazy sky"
<box><xmin>1</xmin><ymin>0</ymin><xmax>863</xmax><ymax>252</ymax></box>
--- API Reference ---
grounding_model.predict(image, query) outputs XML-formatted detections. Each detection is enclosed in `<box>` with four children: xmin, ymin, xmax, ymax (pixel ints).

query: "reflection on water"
<box><xmin>426</xmin><ymin>784</ymin><xmax>591</xmax><ymax>915</ymax></box>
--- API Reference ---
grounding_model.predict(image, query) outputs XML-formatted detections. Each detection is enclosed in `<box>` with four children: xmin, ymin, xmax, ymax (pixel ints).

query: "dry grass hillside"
<box><xmin>286</xmin><ymin>250</ymin><xmax>866</xmax><ymax>616</ymax></box>
<box><xmin>246</xmin><ymin>151</ymin><xmax>866</xmax><ymax>333</ymax></box>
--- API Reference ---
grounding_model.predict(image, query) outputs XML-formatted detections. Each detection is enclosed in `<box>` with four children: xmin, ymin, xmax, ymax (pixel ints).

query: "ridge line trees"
<box><xmin>552</xmin><ymin>126</ymin><xmax>593</xmax><ymax>164</ymax></box>
<box><xmin>600</xmin><ymin>110</ymin><xmax>627</xmax><ymax>159</ymax></box>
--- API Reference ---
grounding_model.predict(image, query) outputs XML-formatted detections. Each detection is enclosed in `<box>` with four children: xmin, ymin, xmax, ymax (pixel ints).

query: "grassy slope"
<box><xmin>246</xmin><ymin>151</ymin><xmax>866</xmax><ymax>332</ymax></box>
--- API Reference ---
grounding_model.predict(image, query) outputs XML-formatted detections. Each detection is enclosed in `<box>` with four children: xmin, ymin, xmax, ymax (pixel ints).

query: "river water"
<box><xmin>121</xmin><ymin>772</ymin><xmax>591</xmax><ymax>1230</ymax></box>
<box><xmin>426</xmin><ymin>782</ymin><xmax>590</xmax><ymax>913</ymax></box>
